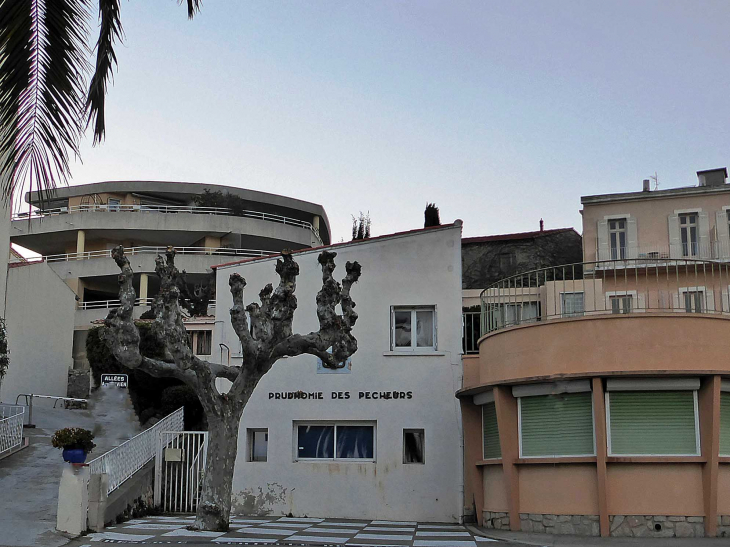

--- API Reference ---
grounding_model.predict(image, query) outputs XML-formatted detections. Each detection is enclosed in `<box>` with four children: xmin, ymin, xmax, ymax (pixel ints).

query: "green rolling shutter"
<box><xmin>608</xmin><ymin>391</ymin><xmax>698</xmax><ymax>455</ymax></box>
<box><xmin>519</xmin><ymin>392</ymin><xmax>594</xmax><ymax>457</ymax></box>
<box><xmin>720</xmin><ymin>392</ymin><xmax>730</xmax><ymax>456</ymax></box>
<box><xmin>482</xmin><ymin>402</ymin><xmax>501</xmax><ymax>459</ymax></box>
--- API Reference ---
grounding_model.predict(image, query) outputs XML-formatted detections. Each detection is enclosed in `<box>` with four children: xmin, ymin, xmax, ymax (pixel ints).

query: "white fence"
<box><xmin>0</xmin><ymin>405</ymin><xmax>24</xmax><ymax>456</ymax></box>
<box><xmin>155</xmin><ymin>431</ymin><xmax>208</xmax><ymax>513</ymax></box>
<box><xmin>87</xmin><ymin>407</ymin><xmax>184</xmax><ymax>495</ymax></box>
<box><xmin>46</xmin><ymin>246</ymin><xmax>277</xmax><ymax>263</ymax></box>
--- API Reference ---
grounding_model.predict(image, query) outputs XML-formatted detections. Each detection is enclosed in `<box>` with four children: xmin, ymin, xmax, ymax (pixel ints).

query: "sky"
<box><xmin>62</xmin><ymin>0</ymin><xmax>730</xmax><ymax>242</ymax></box>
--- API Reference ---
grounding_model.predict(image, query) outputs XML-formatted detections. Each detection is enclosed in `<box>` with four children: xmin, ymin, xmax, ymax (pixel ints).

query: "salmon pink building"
<box><xmin>459</xmin><ymin>168</ymin><xmax>730</xmax><ymax>538</ymax></box>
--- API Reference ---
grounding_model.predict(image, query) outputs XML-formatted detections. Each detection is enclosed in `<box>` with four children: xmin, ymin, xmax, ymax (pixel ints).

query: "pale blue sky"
<box><xmin>67</xmin><ymin>0</ymin><xmax>730</xmax><ymax>240</ymax></box>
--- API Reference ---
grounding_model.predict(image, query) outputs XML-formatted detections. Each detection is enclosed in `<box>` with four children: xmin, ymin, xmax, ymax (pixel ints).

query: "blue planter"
<box><xmin>62</xmin><ymin>448</ymin><xmax>87</xmax><ymax>464</ymax></box>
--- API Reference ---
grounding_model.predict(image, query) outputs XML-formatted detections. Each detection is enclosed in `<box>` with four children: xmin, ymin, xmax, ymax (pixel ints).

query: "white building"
<box><xmin>213</xmin><ymin>222</ymin><xmax>465</xmax><ymax>522</ymax></box>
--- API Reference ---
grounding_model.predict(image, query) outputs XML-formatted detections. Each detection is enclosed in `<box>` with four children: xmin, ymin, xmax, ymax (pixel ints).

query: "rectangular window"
<box><xmin>679</xmin><ymin>213</ymin><xmax>698</xmax><ymax>257</ymax></box>
<box><xmin>607</xmin><ymin>391</ymin><xmax>699</xmax><ymax>456</ymax></box>
<box><xmin>403</xmin><ymin>429</ymin><xmax>425</xmax><ymax>464</ymax></box>
<box><xmin>195</xmin><ymin>331</ymin><xmax>212</xmax><ymax>355</ymax></box>
<box><xmin>296</xmin><ymin>423</ymin><xmax>375</xmax><ymax>460</ymax></box>
<box><xmin>248</xmin><ymin>429</ymin><xmax>268</xmax><ymax>462</ymax></box>
<box><xmin>108</xmin><ymin>198</ymin><xmax>121</xmax><ymax>212</ymax></box>
<box><xmin>683</xmin><ymin>290</ymin><xmax>704</xmax><ymax>313</ymax></box>
<box><xmin>610</xmin><ymin>295</ymin><xmax>632</xmax><ymax>314</ymax></box>
<box><xmin>482</xmin><ymin>402</ymin><xmax>501</xmax><ymax>459</ymax></box>
<box><xmin>608</xmin><ymin>218</ymin><xmax>627</xmax><ymax>260</ymax></box>
<box><xmin>561</xmin><ymin>292</ymin><xmax>584</xmax><ymax>317</ymax></box>
<box><xmin>391</xmin><ymin>307</ymin><xmax>436</xmax><ymax>350</ymax></box>
<box><xmin>519</xmin><ymin>392</ymin><xmax>595</xmax><ymax>457</ymax></box>
<box><xmin>721</xmin><ymin>392</ymin><xmax>730</xmax><ymax>456</ymax></box>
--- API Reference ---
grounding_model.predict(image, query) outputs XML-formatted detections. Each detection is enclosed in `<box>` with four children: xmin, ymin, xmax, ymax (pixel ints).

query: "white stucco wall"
<box><xmin>0</xmin><ymin>202</ymin><xmax>10</xmax><ymax>317</ymax></box>
<box><xmin>215</xmin><ymin>223</ymin><xmax>464</xmax><ymax>522</ymax></box>
<box><xmin>0</xmin><ymin>262</ymin><xmax>76</xmax><ymax>404</ymax></box>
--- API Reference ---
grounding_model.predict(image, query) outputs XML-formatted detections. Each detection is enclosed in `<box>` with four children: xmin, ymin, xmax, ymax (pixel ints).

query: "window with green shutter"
<box><xmin>482</xmin><ymin>402</ymin><xmax>501</xmax><ymax>459</ymax></box>
<box><xmin>518</xmin><ymin>392</ymin><xmax>594</xmax><ymax>457</ymax></box>
<box><xmin>607</xmin><ymin>391</ymin><xmax>699</xmax><ymax>456</ymax></box>
<box><xmin>720</xmin><ymin>392</ymin><xmax>730</xmax><ymax>456</ymax></box>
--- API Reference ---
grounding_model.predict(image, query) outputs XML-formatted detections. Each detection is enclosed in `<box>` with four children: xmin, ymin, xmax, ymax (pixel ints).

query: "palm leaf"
<box><xmin>0</xmin><ymin>0</ymin><xmax>90</xmax><ymax>204</ymax></box>
<box><xmin>86</xmin><ymin>0</ymin><xmax>122</xmax><ymax>145</ymax></box>
<box><xmin>182</xmin><ymin>0</ymin><xmax>202</xmax><ymax>19</ymax></box>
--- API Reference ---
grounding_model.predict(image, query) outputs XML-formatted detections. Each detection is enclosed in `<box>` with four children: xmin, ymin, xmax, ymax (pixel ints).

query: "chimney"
<box><xmin>643</xmin><ymin>179</ymin><xmax>651</xmax><ymax>192</ymax></box>
<box><xmin>539</xmin><ymin>218</ymin><xmax>544</xmax><ymax>232</ymax></box>
<box><xmin>697</xmin><ymin>167</ymin><xmax>728</xmax><ymax>187</ymax></box>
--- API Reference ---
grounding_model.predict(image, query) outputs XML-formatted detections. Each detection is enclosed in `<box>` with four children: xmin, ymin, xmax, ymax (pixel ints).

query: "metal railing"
<box><xmin>462</xmin><ymin>311</ymin><xmax>482</xmax><ymax>354</ymax></box>
<box><xmin>480</xmin><ymin>258</ymin><xmax>730</xmax><ymax>336</ymax></box>
<box><xmin>45</xmin><ymin>246</ymin><xmax>277</xmax><ymax>263</ymax></box>
<box><xmin>77</xmin><ymin>298</ymin><xmax>153</xmax><ymax>310</ymax></box>
<box><xmin>87</xmin><ymin>406</ymin><xmax>184</xmax><ymax>495</ymax></box>
<box><xmin>12</xmin><ymin>203</ymin><xmax>322</xmax><ymax>242</ymax></box>
<box><xmin>14</xmin><ymin>394</ymin><xmax>89</xmax><ymax>427</ymax></box>
<box><xmin>595</xmin><ymin>241</ymin><xmax>730</xmax><ymax>263</ymax></box>
<box><xmin>0</xmin><ymin>405</ymin><xmax>24</xmax><ymax>456</ymax></box>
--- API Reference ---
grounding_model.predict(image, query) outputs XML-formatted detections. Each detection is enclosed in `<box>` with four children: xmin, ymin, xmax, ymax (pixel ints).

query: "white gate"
<box><xmin>154</xmin><ymin>431</ymin><xmax>208</xmax><ymax>513</ymax></box>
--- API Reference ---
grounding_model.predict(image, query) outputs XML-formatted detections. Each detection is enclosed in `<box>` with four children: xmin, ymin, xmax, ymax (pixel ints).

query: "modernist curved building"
<box><xmin>460</xmin><ymin>169</ymin><xmax>730</xmax><ymax>538</ymax></box>
<box><xmin>10</xmin><ymin>181</ymin><xmax>330</xmax><ymax>368</ymax></box>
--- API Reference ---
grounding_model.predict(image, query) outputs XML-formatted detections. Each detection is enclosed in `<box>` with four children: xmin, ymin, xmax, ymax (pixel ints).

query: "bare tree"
<box><xmin>102</xmin><ymin>245</ymin><xmax>362</xmax><ymax>531</ymax></box>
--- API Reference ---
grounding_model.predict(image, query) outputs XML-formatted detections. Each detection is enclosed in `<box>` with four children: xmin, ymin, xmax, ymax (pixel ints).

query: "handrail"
<box><xmin>87</xmin><ymin>406</ymin><xmax>184</xmax><ymax>494</ymax></box>
<box><xmin>12</xmin><ymin>203</ymin><xmax>323</xmax><ymax>242</ymax></box>
<box><xmin>77</xmin><ymin>298</ymin><xmax>153</xmax><ymax>310</ymax></box>
<box><xmin>0</xmin><ymin>406</ymin><xmax>24</xmax><ymax>455</ymax></box>
<box><xmin>45</xmin><ymin>246</ymin><xmax>277</xmax><ymax>263</ymax></box>
<box><xmin>480</xmin><ymin>257</ymin><xmax>730</xmax><ymax>336</ymax></box>
<box><xmin>14</xmin><ymin>394</ymin><xmax>89</xmax><ymax>426</ymax></box>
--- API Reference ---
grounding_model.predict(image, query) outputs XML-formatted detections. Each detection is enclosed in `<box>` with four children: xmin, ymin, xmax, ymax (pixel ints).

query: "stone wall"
<box><xmin>482</xmin><ymin>511</ymin><xmax>510</xmax><ymax>530</ymax></box>
<box><xmin>519</xmin><ymin>513</ymin><xmax>600</xmax><ymax>536</ymax></box>
<box><xmin>609</xmin><ymin>515</ymin><xmax>704</xmax><ymax>538</ymax></box>
<box><xmin>717</xmin><ymin>515</ymin><xmax>730</xmax><ymax>537</ymax></box>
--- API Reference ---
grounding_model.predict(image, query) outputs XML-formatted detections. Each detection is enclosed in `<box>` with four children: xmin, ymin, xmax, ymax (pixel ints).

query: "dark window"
<box><xmin>403</xmin><ymin>429</ymin><xmax>425</xmax><ymax>463</ymax></box>
<box><xmin>297</xmin><ymin>424</ymin><xmax>374</xmax><ymax>459</ymax></box>
<box><xmin>297</xmin><ymin>425</ymin><xmax>334</xmax><ymax>459</ymax></box>
<box><xmin>196</xmin><ymin>331</ymin><xmax>212</xmax><ymax>355</ymax></box>
<box><xmin>249</xmin><ymin>429</ymin><xmax>268</xmax><ymax>462</ymax></box>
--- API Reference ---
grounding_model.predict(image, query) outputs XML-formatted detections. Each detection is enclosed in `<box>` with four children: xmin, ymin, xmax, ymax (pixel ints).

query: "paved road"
<box><xmin>67</xmin><ymin>515</ymin><xmax>509</xmax><ymax>546</ymax></box>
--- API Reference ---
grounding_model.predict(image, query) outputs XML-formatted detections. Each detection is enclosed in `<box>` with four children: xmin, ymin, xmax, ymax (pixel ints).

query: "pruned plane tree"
<box><xmin>102</xmin><ymin>245</ymin><xmax>362</xmax><ymax>531</ymax></box>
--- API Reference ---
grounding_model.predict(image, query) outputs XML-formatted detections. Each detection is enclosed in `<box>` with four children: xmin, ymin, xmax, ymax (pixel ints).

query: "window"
<box><xmin>248</xmin><ymin>429</ymin><xmax>268</xmax><ymax>462</ymax></box>
<box><xmin>683</xmin><ymin>290</ymin><xmax>704</xmax><ymax>313</ymax></box>
<box><xmin>403</xmin><ymin>429</ymin><xmax>425</xmax><ymax>464</ymax></box>
<box><xmin>518</xmin><ymin>392</ymin><xmax>594</xmax><ymax>457</ymax></box>
<box><xmin>607</xmin><ymin>391</ymin><xmax>699</xmax><ymax>456</ymax></box>
<box><xmin>296</xmin><ymin>423</ymin><xmax>375</xmax><ymax>460</ymax></box>
<box><xmin>610</xmin><ymin>295</ymin><xmax>632</xmax><ymax>314</ymax></box>
<box><xmin>193</xmin><ymin>331</ymin><xmax>212</xmax><ymax>355</ymax></box>
<box><xmin>679</xmin><ymin>213</ymin><xmax>698</xmax><ymax>257</ymax></box>
<box><xmin>391</xmin><ymin>307</ymin><xmax>436</xmax><ymax>350</ymax></box>
<box><xmin>608</xmin><ymin>218</ymin><xmax>627</xmax><ymax>259</ymax></box>
<box><xmin>108</xmin><ymin>198</ymin><xmax>121</xmax><ymax>212</ymax></box>
<box><xmin>482</xmin><ymin>402</ymin><xmax>501</xmax><ymax>459</ymax></box>
<box><xmin>721</xmin><ymin>391</ymin><xmax>730</xmax><ymax>456</ymax></box>
<box><xmin>561</xmin><ymin>292</ymin><xmax>584</xmax><ymax>317</ymax></box>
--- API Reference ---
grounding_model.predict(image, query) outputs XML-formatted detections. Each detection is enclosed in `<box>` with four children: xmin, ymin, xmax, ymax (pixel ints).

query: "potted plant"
<box><xmin>51</xmin><ymin>427</ymin><xmax>96</xmax><ymax>464</ymax></box>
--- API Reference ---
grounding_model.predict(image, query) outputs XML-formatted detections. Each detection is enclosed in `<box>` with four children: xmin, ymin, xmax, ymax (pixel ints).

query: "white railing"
<box><xmin>45</xmin><ymin>246</ymin><xmax>277</xmax><ymax>263</ymax></box>
<box><xmin>77</xmin><ymin>298</ymin><xmax>153</xmax><ymax>310</ymax></box>
<box><xmin>13</xmin><ymin>203</ymin><xmax>322</xmax><ymax>242</ymax></box>
<box><xmin>595</xmin><ymin>241</ymin><xmax>730</xmax><ymax>263</ymax></box>
<box><xmin>0</xmin><ymin>405</ymin><xmax>24</xmax><ymax>456</ymax></box>
<box><xmin>87</xmin><ymin>407</ymin><xmax>184</xmax><ymax>495</ymax></box>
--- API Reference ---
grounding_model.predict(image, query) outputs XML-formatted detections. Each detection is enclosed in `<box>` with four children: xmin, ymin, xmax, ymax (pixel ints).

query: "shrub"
<box><xmin>51</xmin><ymin>427</ymin><xmax>96</xmax><ymax>453</ymax></box>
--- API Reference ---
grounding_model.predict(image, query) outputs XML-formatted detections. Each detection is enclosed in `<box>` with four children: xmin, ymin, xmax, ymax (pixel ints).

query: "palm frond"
<box><xmin>0</xmin><ymin>0</ymin><xmax>91</xmax><ymax>205</ymax></box>
<box><xmin>86</xmin><ymin>0</ymin><xmax>122</xmax><ymax>145</ymax></box>
<box><xmin>181</xmin><ymin>0</ymin><xmax>202</xmax><ymax>20</ymax></box>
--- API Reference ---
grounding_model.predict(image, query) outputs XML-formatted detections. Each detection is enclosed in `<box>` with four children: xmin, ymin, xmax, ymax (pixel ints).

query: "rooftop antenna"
<box><xmin>650</xmin><ymin>172</ymin><xmax>659</xmax><ymax>191</ymax></box>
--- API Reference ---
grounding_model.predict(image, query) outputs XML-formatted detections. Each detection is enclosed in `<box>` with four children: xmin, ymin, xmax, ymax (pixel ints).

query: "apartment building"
<box><xmin>459</xmin><ymin>169</ymin><xmax>730</xmax><ymax>538</ymax></box>
<box><xmin>212</xmin><ymin>223</ymin><xmax>464</xmax><ymax>522</ymax></box>
<box><xmin>2</xmin><ymin>181</ymin><xmax>329</xmax><ymax>401</ymax></box>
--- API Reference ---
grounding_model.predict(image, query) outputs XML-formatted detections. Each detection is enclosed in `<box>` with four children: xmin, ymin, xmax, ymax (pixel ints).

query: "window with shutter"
<box><xmin>720</xmin><ymin>392</ymin><xmax>730</xmax><ymax>456</ymax></box>
<box><xmin>482</xmin><ymin>402</ymin><xmax>501</xmax><ymax>459</ymax></box>
<box><xmin>518</xmin><ymin>392</ymin><xmax>595</xmax><ymax>457</ymax></box>
<box><xmin>607</xmin><ymin>391</ymin><xmax>699</xmax><ymax>456</ymax></box>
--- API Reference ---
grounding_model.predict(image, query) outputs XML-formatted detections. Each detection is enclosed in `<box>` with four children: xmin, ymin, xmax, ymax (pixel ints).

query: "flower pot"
<box><xmin>62</xmin><ymin>448</ymin><xmax>87</xmax><ymax>464</ymax></box>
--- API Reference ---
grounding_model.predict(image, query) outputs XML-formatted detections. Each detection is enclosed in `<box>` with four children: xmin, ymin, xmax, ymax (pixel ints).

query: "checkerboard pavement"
<box><xmin>78</xmin><ymin>515</ymin><xmax>505</xmax><ymax>546</ymax></box>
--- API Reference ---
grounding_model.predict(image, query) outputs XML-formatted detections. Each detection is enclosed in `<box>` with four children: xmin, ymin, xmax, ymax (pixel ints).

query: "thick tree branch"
<box><xmin>229</xmin><ymin>273</ymin><xmax>258</xmax><ymax>360</ymax></box>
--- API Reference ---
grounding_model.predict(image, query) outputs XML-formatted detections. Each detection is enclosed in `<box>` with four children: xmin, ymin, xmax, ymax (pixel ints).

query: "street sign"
<box><xmin>101</xmin><ymin>374</ymin><xmax>128</xmax><ymax>388</ymax></box>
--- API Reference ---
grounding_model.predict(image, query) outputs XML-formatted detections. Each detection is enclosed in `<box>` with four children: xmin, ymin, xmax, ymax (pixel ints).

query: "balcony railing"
<box><xmin>462</xmin><ymin>311</ymin><xmax>482</xmax><ymax>355</ymax></box>
<box><xmin>480</xmin><ymin>258</ymin><xmax>730</xmax><ymax>336</ymax></box>
<box><xmin>45</xmin><ymin>246</ymin><xmax>277</xmax><ymax>263</ymax></box>
<box><xmin>12</xmin><ymin>203</ymin><xmax>323</xmax><ymax>242</ymax></box>
<box><xmin>77</xmin><ymin>298</ymin><xmax>154</xmax><ymax>310</ymax></box>
<box><xmin>594</xmin><ymin>241</ymin><xmax>730</xmax><ymax>263</ymax></box>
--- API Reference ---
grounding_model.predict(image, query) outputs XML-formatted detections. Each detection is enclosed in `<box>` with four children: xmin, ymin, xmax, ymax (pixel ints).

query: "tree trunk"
<box><xmin>193</xmin><ymin>409</ymin><xmax>243</xmax><ymax>531</ymax></box>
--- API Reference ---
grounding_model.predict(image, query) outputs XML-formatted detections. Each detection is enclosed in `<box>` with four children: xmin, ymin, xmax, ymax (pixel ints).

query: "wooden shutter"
<box><xmin>608</xmin><ymin>391</ymin><xmax>698</xmax><ymax>455</ymax></box>
<box><xmin>699</xmin><ymin>212</ymin><xmax>710</xmax><ymax>258</ymax></box>
<box><xmin>626</xmin><ymin>217</ymin><xmax>638</xmax><ymax>259</ymax></box>
<box><xmin>717</xmin><ymin>211</ymin><xmax>730</xmax><ymax>259</ymax></box>
<box><xmin>597</xmin><ymin>220</ymin><xmax>609</xmax><ymax>261</ymax></box>
<box><xmin>519</xmin><ymin>393</ymin><xmax>594</xmax><ymax>457</ymax></box>
<box><xmin>721</xmin><ymin>393</ymin><xmax>730</xmax><ymax>456</ymax></box>
<box><xmin>482</xmin><ymin>403</ymin><xmax>501</xmax><ymax>459</ymax></box>
<box><xmin>668</xmin><ymin>215</ymin><xmax>681</xmax><ymax>258</ymax></box>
